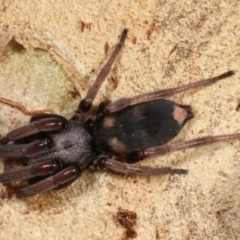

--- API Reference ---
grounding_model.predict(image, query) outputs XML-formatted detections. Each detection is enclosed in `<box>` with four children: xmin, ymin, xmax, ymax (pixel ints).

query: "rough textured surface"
<box><xmin>0</xmin><ymin>1</ymin><xmax>240</xmax><ymax>239</ymax></box>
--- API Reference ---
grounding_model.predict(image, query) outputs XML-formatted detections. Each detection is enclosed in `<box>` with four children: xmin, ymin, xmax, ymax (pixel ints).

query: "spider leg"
<box><xmin>102</xmin><ymin>71</ymin><xmax>235</xmax><ymax>114</ymax></box>
<box><xmin>16</xmin><ymin>164</ymin><xmax>82</xmax><ymax>198</ymax></box>
<box><xmin>0</xmin><ymin>138</ymin><xmax>52</xmax><ymax>158</ymax></box>
<box><xmin>125</xmin><ymin>133</ymin><xmax>240</xmax><ymax>163</ymax></box>
<box><xmin>30</xmin><ymin>113</ymin><xmax>66</xmax><ymax>122</ymax></box>
<box><xmin>92</xmin><ymin>132</ymin><xmax>240</xmax><ymax>175</ymax></box>
<box><xmin>0</xmin><ymin>159</ymin><xmax>62</xmax><ymax>184</ymax></box>
<box><xmin>0</xmin><ymin>116</ymin><xmax>66</xmax><ymax>144</ymax></box>
<box><xmin>79</xmin><ymin>28</ymin><xmax>128</xmax><ymax>113</ymax></box>
<box><xmin>90</xmin><ymin>156</ymin><xmax>187</xmax><ymax>175</ymax></box>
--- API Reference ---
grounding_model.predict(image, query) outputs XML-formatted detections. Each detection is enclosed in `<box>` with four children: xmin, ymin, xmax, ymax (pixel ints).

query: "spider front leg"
<box><xmin>0</xmin><ymin>139</ymin><xmax>53</xmax><ymax>158</ymax></box>
<box><xmin>78</xmin><ymin>28</ymin><xmax>128</xmax><ymax>113</ymax></box>
<box><xmin>0</xmin><ymin>159</ymin><xmax>62</xmax><ymax>184</ymax></box>
<box><xmin>0</xmin><ymin>115</ymin><xmax>67</xmax><ymax>144</ymax></box>
<box><xmin>0</xmin><ymin>156</ymin><xmax>82</xmax><ymax>198</ymax></box>
<box><xmin>17</xmin><ymin>164</ymin><xmax>82</xmax><ymax>198</ymax></box>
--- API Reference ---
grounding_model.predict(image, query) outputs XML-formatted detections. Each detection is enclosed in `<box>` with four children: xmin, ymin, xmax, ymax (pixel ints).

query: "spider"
<box><xmin>0</xmin><ymin>29</ymin><xmax>237</xmax><ymax>198</ymax></box>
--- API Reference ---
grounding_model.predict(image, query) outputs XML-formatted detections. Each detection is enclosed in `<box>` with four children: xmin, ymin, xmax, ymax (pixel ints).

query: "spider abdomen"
<box><xmin>92</xmin><ymin>99</ymin><xmax>193</xmax><ymax>154</ymax></box>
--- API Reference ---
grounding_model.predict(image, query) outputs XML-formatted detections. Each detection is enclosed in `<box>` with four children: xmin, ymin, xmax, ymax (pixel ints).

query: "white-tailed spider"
<box><xmin>0</xmin><ymin>29</ymin><xmax>237</xmax><ymax>198</ymax></box>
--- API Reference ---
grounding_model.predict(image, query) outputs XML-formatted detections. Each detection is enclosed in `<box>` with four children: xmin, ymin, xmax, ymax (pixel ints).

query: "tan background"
<box><xmin>0</xmin><ymin>0</ymin><xmax>240</xmax><ymax>239</ymax></box>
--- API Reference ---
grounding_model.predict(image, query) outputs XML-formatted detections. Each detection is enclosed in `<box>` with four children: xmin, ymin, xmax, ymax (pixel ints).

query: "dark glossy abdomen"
<box><xmin>92</xmin><ymin>99</ymin><xmax>192</xmax><ymax>154</ymax></box>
